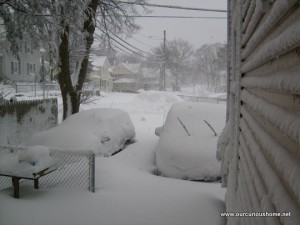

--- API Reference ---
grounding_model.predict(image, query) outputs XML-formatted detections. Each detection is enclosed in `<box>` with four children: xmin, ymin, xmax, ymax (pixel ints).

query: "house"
<box><xmin>218</xmin><ymin>1</ymin><xmax>300</xmax><ymax>225</ymax></box>
<box><xmin>0</xmin><ymin>39</ymin><xmax>42</xmax><ymax>83</ymax></box>
<box><xmin>142</xmin><ymin>67</ymin><xmax>176</xmax><ymax>91</ymax></box>
<box><xmin>111</xmin><ymin>62</ymin><xmax>144</xmax><ymax>92</ymax></box>
<box><xmin>142</xmin><ymin>67</ymin><xmax>160</xmax><ymax>90</ymax></box>
<box><xmin>89</xmin><ymin>55</ymin><xmax>113</xmax><ymax>92</ymax></box>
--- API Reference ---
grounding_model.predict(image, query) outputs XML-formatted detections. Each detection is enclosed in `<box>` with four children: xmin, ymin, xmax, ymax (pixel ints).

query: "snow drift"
<box><xmin>155</xmin><ymin>102</ymin><xmax>225</xmax><ymax>181</ymax></box>
<box><xmin>0</xmin><ymin>145</ymin><xmax>56</xmax><ymax>178</ymax></box>
<box><xmin>24</xmin><ymin>108</ymin><xmax>135</xmax><ymax>156</ymax></box>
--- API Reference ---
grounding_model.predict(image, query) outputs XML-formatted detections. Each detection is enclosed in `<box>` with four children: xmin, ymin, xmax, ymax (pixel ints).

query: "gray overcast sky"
<box><xmin>126</xmin><ymin>0</ymin><xmax>228</xmax><ymax>53</ymax></box>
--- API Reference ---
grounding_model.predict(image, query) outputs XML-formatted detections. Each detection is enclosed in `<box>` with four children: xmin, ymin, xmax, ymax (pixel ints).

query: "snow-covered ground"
<box><xmin>0</xmin><ymin>90</ymin><xmax>227</xmax><ymax>225</ymax></box>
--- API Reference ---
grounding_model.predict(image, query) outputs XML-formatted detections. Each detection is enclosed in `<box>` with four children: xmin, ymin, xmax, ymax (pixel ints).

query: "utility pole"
<box><xmin>163</xmin><ymin>30</ymin><xmax>166</xmax><ymax>91</ymax></box>
<box><xmin>40</xmin><ymin>48</ymin><xmax>46</xmax><ymax>100</ymax></box>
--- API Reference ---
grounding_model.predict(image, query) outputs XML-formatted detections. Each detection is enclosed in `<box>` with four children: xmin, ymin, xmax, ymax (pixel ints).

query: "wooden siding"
<box><xmin>225</xmin><ymin>0</ymin><xmax>300</xmax><ymax>224</ymax></box>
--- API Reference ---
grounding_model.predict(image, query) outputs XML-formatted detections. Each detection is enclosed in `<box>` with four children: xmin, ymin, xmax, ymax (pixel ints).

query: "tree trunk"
<box><xmin>57</xmin><ymin>24</ymin><xmax>77</xmax><ymax>120</ymax></box>
<box><xmin>75</xmin><ymin>0</ymin><xmax>98</xmax><ymax>96</ymax></box>
<box><xmin>58</xmin><ymin>1</ymin><xmax>98</xmax><ymax>121</ymax></box>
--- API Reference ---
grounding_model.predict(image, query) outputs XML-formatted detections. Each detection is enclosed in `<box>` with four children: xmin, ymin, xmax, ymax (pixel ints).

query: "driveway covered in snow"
<box><xmin>0</xmin><ymin>91</ymin><xmax>227</xmax><ymax>225</ymax></box>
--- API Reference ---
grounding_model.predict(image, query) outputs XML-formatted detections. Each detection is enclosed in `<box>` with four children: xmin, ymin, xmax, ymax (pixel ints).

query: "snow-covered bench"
<box><xmin>0</xmin><ymin>146</ymin><xmax>57</xmax><ymax>198</ymax></box>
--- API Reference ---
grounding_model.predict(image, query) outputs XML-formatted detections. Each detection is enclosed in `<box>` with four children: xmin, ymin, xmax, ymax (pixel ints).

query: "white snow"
<box><xmin>0</xmin><ymin>90</ymin><xmax>226</xmax><ymax>225</ymax></box>
<box><xmin>18</xmin><ymin>145</ymin><xmax>51</xmax><ymax>162</ymax></box>
<box><xmin>0</xmin><ymin>146</ymin><xmax>56</xmax><ymax>178</ymax></box>
<box><xmin>0</xmin><ymin>152</ymin><xmax>19</xmax><ymax>169</ymax></box>
<box><xmin>242</xmin><ymin>0</ymin><xmax>255</xmax><ymax>33</ymax></box>
<box><xmin>90</xmin><ymin>55</ymin><xmax>107</xmax><ymax>68</ymax></box>
<box><xmin>241</xmin><ymin>64</ymin><xmax>300</xmax><ymax>92</ymax></box>
<box><xmin>24</xmin><ymin>108</ymin><xmax>136</xmax><ymax>156</ymax></box>
<box><xmin>242</xmin><ymin>0</ymin><xmax>299</xmax><ymax>58</ymax></box>
<box><xmin>133</xmin><ymin>90</ymin><xmax>183</xmax><ymax>105</ymax></box>
<box><xmin>217</xmin><ymin>119</ymin><xmax>232</xmax><ymax>187</ymax></box>
<box><xmin>0</xmin><ymin>157</ymin><xmax>56</xmax><ymax>178</ymax></box>
<box><xmin>241</xmin><ymin>107</ymin><xmax>300</xmax><ymax>210</ymax></box>
<box><xmin>114</xmin><ymin>78</ymin><xmax>136</xmax><ymax>83</ymax></box>
<box><xmin>241</xmin><ymin>89</ymin><xmax>300</xmax><ymax>145</ymax></box>
<box><xmin>155</xmin><ymin>102</ymin><xmax>226</xmax><ymax>181</ymax></box>
<box><xmin>242</xmin><ymin>0</ymin><xmax>263</xmax><ymax>46</ymax></box>
<box><xmin>240</xmin><ymin>110</ymin><xmax>300</xmax><ymax>224</ymax></box>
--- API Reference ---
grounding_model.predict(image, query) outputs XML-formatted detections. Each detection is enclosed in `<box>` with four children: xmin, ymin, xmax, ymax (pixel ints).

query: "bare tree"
<box><xmin>0</xmin><ymin>0</ymin><xmax>148</xmax><ymax>120</ymax></box>
<box><xmin>167</xmin><ymin>39</ymin><xmax>193</xmax><ymax>91</ymax></box>
<box><xmin>151</xmin><ymin>39</ymin><xmax>193</xmax><ymax>91</ymax></box>
<box><xmin>194</xmin><ymin>43</ymin><xmax>226</xmax><ymax>92</ymax></box>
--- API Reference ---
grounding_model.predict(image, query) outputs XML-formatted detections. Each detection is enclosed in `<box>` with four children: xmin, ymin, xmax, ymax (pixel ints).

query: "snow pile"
<box><xmin>132</xmin><ymin>90</ymin><xmax>183</xmax><ymax>105</ymax></box>
<box><xmin>24</xmin><ymin>108</ymin><xmax>135</xmax><ymax>156</ymax></box>
<box><xmin>0</xmin><ymin>146</ymin><xmax>56</xmax><ymax>178</ymax></box>
<box><xmin>155</xmin><ymin>102</ymin><xmax>225</xmax><ymax>181</ymax></box>
<box><xmin>19</xmin><ymin>145</ymin><xmax>50</xmax><ymax>163</ymax></box>
<box><xmin>131</xmin><ymin>91</ymin><xmax>183</xmax><ymax>114</ymax></box>
<box><xmin>216</xmin><ymin>119</ymin><xmax>232</xmax><ymax>187</ymax></box>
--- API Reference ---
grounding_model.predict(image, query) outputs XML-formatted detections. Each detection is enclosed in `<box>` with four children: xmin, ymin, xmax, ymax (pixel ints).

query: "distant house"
<box><xmin>0</xmin><ymin>39</ymin><xmax>43</xmax><ymax>83</ymax></box>
<box><xmin>142</xmin><ymin>68</ymin><xmax>160</xmax><ymax>90</ymax></box>
<box><xmin>111</xmin><ymin>63</ymin><xmax>144</xmax><ymax>92</ymax></box>
<box><xmin>89</xmin><ymin>55</ymin><xmax>113</xmax><ymax>92</ymax></box>
<box><xmin>142</xmin><ymin>68</ymin><xmax>176</xmax><ymax>91</ymax></box>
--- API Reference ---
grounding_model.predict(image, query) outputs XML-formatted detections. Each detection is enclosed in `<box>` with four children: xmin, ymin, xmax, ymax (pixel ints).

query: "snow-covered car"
<box><xmin>155</xmin><ymin>102</ymin><xmax>225</xmax><ymax>181</ymax></box>
<box><xmin>24</xmin><ymin>108</ymin><xmax>135</xmax><ymax>156</ymax></box>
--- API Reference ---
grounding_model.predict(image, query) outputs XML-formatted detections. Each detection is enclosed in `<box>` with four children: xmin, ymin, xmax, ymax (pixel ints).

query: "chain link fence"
<box><xmin>177</xmin><ymin>94</ymin><xmax>227</xmax><ymax>104</ymax></box>
<box><xmin>0</xmin><ymin>146</ymin><xmax>95</xmax><ymax>193</ymax></box>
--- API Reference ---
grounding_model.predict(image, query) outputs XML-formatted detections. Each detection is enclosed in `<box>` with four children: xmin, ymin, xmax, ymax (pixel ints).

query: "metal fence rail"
<box><xmin>177</xmin><ymin>94</ymin><xmax>227</xmax><ymax>104</ymax></box>
<box><xmin>0</xmin><ymin>146</ymin><xmax>95</xmax><ymax>193</ymax></box>
<box><xmin>15</xmin><ymin>83</ymin><xmax>60</xmax><ymax>93</ymax></box>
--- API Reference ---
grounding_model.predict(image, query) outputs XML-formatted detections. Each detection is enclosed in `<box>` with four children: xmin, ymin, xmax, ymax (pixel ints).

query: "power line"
<box><xmin>95</xmin><ymin>31</ymin><xmax>146</xmax><ymax>58</ymax></box>
<box><xmin>130</xmin><ymin>36</ymin><xmax>156</xmax><ymax>48</ymax></box>
<box><xmin>128</xmin><ymin>15</ymin><xmax>227</xmax><ymax>19</ymax></box>
<box><xmin>118</xmin><ymin>1</ymin><xmax>227</xmax><ymax>13</ymax></box>
<box><xmin>95</xmin><ymin>23</ymin><xmax>165</xmax><ymax>59</ymax></box>
<box><xmin>94</xmin><ymin>30</ymin><xmax>163</xmax><ymax>63</ymax></box>
<box><xmin>109</xmin><ymin>31</ymin><xmax>164</xmax><ymax>58</ymax></box>
<box><xmin>109</xmin><ymin>42</ymin><xmax>165</xmax><ymax>65</ymax></box>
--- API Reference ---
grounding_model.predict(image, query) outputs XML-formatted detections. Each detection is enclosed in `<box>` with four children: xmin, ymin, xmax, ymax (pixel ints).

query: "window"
<box><xmin>27</xmin><ymin>63</ymin><xmax>35</xmax><ymax>75</ymax></box>
<box><xmin>11</xmin><ymin>61</ymin><xmax>20</xmax><ymax>75</ymax></box>
<box><xmin>19</xmin><ymin>42</ymin><xmax>23</xmax><ymax>53</ymax></box>
<box><xmin>25</xmin><ymin>42</ymin><xmax>32</xmax><ymax>54</ymax></box>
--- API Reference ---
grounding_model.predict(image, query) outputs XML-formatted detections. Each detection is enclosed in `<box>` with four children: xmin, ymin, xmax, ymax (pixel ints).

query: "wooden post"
<box><xmin>34</xmin><ymin>179</ymin><xmax>39</xmax><ymax>189</ymax></box>
<box><xmin>12</xmin><ymin>177</ymin><xmax>20</xmax><ymax>199</ymax></box>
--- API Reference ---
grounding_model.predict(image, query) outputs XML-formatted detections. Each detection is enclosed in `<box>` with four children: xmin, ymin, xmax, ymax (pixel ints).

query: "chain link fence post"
<box><xmin>89</xmin><ymin>152</ymin><xmax>95</xmax><ymax>193</ymax></box>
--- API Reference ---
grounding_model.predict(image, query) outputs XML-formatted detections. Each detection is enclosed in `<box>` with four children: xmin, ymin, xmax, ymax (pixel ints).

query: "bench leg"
<box><xmin>12</xmin><ymin>177</ymin><xmax>20</xmax><ymax>199</ymax></box>
<box><xmin>34</xmin><ymin>179</ymin><xmax>39</xmax><ymax>189</ymax></box>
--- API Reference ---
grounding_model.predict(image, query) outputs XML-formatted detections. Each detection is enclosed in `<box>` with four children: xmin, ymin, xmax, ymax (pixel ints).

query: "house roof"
<box><xmin>90</xmin><ymin>55</ymin><xmax>109</xmax><ymax>68</ymax></box>
<box><xmin>122</xmin><ymin>63</ymin><xmax>141</xmax><ymax>74</ymax></box>
<box><xmin>114</xmin><ymin>78</ymin><xmax>136</xmax><ymax>83</ymax></box>
<box><xmin>143</xmin><ymin>68</ymin><xmax>160</xmax><ymax>79</ymax></box>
